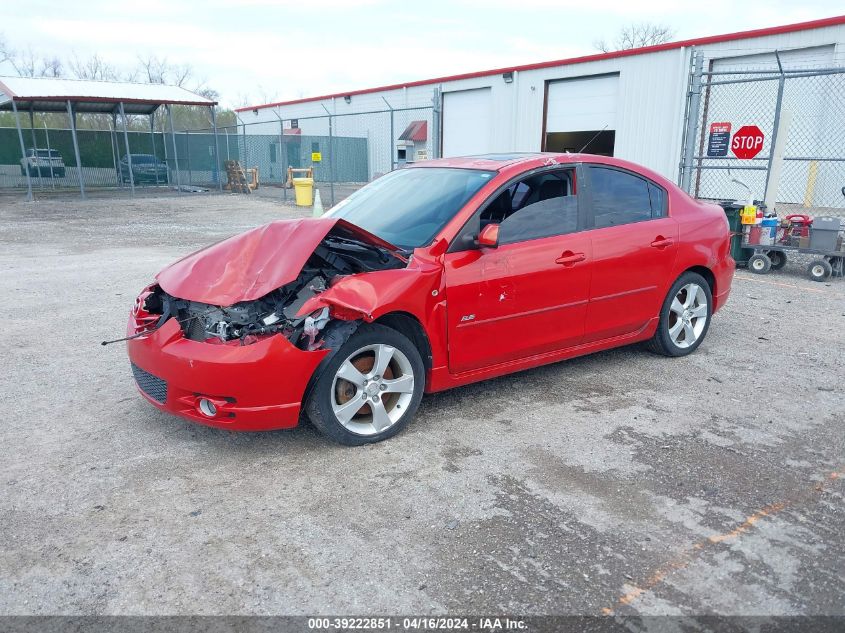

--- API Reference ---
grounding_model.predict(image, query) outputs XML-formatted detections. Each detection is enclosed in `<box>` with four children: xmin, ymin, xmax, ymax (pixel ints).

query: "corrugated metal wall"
<box><xmin>242</xmin><ymin>22</ymin><xmax>845</xmax><ymax>184</ymax></box>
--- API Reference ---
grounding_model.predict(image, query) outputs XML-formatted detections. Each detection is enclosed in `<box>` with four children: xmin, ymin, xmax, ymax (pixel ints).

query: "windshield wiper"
<box><xmin>324</xmin><ymin>236</ymin><xmax>397</xmax><ymax>263</ymax></box>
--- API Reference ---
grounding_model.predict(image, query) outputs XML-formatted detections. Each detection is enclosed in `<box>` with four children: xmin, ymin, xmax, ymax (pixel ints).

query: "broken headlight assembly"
<box><xmin>129</xmin><ymin>271</ymin><xmax>334</xmax><ymax>350</ymax></box>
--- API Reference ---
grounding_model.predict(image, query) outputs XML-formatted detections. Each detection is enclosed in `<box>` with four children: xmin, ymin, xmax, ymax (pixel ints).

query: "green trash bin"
<box><xmin>719</xmin><ymin>201</ymin><xmax>754</xmax><ymax>267</ymax></box>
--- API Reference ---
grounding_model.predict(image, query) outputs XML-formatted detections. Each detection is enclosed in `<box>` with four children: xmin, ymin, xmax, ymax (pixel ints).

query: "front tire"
<box><xmin>748</xmin><ymin>253</ymin><xmax>772</xmax><ymax>274</ymax></box>
<box><xmin>647</xmin><ymin>272</ymin><xmax>713</xmax><ymax>357</ymax></box>
<box><xmin>305</xmin><ymin>323</ymin><xmax>425</xmax><ymax>446</ymax></box>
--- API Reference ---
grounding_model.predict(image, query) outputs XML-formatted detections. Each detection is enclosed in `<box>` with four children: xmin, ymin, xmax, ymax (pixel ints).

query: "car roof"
<box><xmin>411</xmin><ymin>153</ymin><xmax>677</xmax><ymax>190</ymax></box>
<box><xmin>411</xmin><ymin>153</ymin><xmax>546</xmax><ymax>170</ymax></box>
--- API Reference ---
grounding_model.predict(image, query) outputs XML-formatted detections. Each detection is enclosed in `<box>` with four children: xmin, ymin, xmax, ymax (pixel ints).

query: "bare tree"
<box><xmin>14</xmin><ymin>47</ymin><xmax>38</xmax><ymax>77</ymax></box>
<box><xmin>0</xmin><ymin>33</ymin><xmax>14</xmax><ymax>67</ymax></box>
<box><xmin>68</xmin><ymin>53</ymin><xmax>118</xmax><ymax>81</ymax></box>
<box><xmin>594</xmin><ymin>23</ymin><xmax>675</xmax><ymax>53</ymax></box>
<box><xmin>39</xmin><ymin>56</ymin><xmax>63</xmax><ymax>78</ymax></box>
<box><xmin>137</xmin><ymin>55</ymin><xmax>194</xmax><ymax>87</ymax></box>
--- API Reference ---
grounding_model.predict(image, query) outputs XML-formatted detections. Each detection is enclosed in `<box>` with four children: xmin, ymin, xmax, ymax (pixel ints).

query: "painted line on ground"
<box><xmin>733</xmin><ymin>274</ymin><xmax>829</xmax><ymax>293</ymax></box>
<box><xmin>602</xmin><ymin>469</ymin><xmax>843</xmax><ymax>614</ymax></box>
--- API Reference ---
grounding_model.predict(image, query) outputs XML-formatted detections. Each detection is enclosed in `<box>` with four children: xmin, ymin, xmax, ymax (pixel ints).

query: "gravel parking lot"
<box><xmin>1</xmin><ymin>191</ymin><xmax>842</xmax><ymax>616</ymax></box>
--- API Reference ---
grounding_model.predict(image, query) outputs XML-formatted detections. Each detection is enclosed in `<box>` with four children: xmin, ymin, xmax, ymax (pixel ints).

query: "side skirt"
<box><xmin>425</xmin><ymin>317</ymin><xmax>658</xmax><ymax>393</ymax></box>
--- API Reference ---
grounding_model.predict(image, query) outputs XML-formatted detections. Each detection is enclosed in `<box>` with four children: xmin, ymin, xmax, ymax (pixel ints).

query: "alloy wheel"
<box><xmin>330</xmin><ymin>343</ymin><xmax>415</xmax><ymax>436</ymax></box>
<box><xmin>667</xmin><ymin>283</ymin><xmax>708</xmax><ymax>349</ymax></box>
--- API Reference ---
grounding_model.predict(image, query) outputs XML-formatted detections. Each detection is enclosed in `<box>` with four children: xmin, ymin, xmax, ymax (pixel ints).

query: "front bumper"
<box><xmin>133</xmin><ymin>171</ymin><xmax>169</xmax><ymax>182</ymax></box>
<box><xmin>126</xmin><ymin>318</ymin><xmax>328</xmax><ymax>431</ymax></box>
<box><xmin>28</xmin><ymin>166</ymin><xmax>65</xmax><ymax>176</ymax></box>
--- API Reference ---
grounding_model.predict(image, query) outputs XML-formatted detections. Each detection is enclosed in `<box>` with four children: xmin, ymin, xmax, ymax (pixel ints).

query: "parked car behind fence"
<box><xmin>20</xmin><ymin>148</ymin><xmax>66</xmax><ymax>178</ymax></box>
<box><xmin>119</xmin><ymin>154</ymin><xmax>169</xmax><ymax>185</ymax></box>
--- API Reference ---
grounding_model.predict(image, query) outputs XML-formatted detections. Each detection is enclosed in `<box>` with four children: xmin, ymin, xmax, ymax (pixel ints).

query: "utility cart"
<box><xmin>743</xmin><ymin>213</ymin><xmax>845</xmax><ymax>281</ymax></box>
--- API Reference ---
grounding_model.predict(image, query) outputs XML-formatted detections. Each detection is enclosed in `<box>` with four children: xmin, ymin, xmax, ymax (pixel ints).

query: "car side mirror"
<box><xmin>477</xmin><ymin>223</ymin><xmax>500</xmax><ymax>248</ymax></box>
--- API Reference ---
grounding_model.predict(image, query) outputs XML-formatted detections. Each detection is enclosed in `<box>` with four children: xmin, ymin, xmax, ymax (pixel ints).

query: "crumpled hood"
<box><xmin>156</xmin><ymin>217</ymin><xmax>399</xmax><ymax>306</ymax></box>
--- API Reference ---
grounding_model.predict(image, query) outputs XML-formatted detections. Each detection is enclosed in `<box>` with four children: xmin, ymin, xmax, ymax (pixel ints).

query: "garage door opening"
<box><xmin>545</xmin><ymin>130</ymin><xmax>615</xmax><ymax>156</ymax></box>
<box><xmin>543</xmin><ymin>73</ymin><xmax>619</xmax><ymax>158</ymax></box>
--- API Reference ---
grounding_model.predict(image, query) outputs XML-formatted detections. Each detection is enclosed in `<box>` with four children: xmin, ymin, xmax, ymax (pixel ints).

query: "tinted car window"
<box><xmin>494</xmin><ymin>170</ymin><xmax>578</xmax><ymax>244</ymax></box>
<box><xmin>589</xmin><ymin>167</ymin><xmax>653</xmax><ymax>228</ymax></box>
<box><xmin>648</xmin><ymin>182</ymin><xmax>666</xmax><ymax>217</ymax></box>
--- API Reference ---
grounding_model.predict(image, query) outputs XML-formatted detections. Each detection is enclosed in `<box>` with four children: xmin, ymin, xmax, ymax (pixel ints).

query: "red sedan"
<box><xmin>126</xmin><ymin>153</ymin><xmax>734</xmax><ymax>445</ymax></box>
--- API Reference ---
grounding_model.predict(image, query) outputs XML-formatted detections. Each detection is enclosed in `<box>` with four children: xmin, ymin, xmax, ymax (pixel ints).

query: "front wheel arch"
<box><xmin>373</xmin><ymin>311</ymin><xmax>432</xmax><ymax>376</ymax></box>
<box><xmin>304</xmin><ymin>322</ymin><xmax>426</xmax><ymax>445</ymax></box>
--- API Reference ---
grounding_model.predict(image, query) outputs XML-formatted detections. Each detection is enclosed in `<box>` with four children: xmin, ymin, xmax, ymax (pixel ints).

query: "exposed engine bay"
<box><xmin>140</xmin><ymin>227</ymin><xmax>406</xmax><ymax>350</ymax></box>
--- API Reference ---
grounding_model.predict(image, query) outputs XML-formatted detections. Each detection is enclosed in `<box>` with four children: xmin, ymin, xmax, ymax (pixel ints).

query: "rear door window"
<box><xmin>588</xmin><ymin>166</ymin><xmax>663</xmax><ymax>228</ymax></box>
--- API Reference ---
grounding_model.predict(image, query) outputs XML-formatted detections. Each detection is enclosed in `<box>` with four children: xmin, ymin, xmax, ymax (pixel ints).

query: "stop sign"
<box><xmin>731</xmin><ymin>125</ymin><xmax>765</xmax><ymax>159</ymax></box>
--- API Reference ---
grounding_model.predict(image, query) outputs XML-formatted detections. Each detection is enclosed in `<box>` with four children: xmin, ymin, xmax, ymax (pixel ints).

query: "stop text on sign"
<box><xmin>731</xmin><ymin>125</ymin><xmax>765</xmax><ymax>159</ymax></box>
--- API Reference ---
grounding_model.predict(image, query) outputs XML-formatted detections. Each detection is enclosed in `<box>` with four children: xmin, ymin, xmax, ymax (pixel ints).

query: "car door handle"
<box><xmin>650</xmin><ymin>236</ymin><xmax>674</xmax><ymax>249</ymax></box>
<box><xmin>555</xmin><ymin>251</ymin><xmax>586</xmax><ymax>266</ymax></box>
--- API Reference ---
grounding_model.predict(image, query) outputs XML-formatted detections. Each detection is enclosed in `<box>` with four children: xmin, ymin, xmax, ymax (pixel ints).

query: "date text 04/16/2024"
<box><xmin>307</xmin><ymin>617</ymin><xmax>528</xmax><ymax>631</ymax></box>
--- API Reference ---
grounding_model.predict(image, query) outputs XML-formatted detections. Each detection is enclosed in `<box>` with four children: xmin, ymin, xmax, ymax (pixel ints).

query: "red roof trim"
<box><xmin>236</xmin><ymin>15</ymin><xmax>845</xmax><ymax>112</ymax></box>
<box><xmin>9</xmin><ymin>95</ymin><xmax>216</xmax><ymax>107</ymax></box>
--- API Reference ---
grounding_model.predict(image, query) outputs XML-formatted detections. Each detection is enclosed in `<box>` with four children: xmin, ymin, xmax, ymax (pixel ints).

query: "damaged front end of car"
<box><xmin>132</xmin><ymin>220</ymin><xmax>408</xmax><ymax>352</ymax></box>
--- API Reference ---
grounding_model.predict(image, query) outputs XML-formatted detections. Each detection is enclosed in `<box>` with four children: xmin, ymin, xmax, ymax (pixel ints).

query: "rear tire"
<box><xmin>807</xmin><ymin>258</ymin><xmax>832</xmax><ymax>282</ymax></box>
<box><xmin>647</xmin><ymin>272</ymin><xmax>713</xmax><ymax>357</ymax></box>
<box><xmin>305</xmin><ymin>323</ymin><xmax>424</xmax><ymax>446</ymax></box>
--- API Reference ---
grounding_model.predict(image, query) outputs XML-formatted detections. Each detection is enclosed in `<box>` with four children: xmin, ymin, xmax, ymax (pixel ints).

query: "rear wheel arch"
<box><xmin>682</xmin><ymin>265</ymin><xmax>715</xmax><ymax>298</ymax></box>
<box><xmin>647</xmin><ymin>270</ymin><xmax>713</xmax><ymax>357</ymax></box>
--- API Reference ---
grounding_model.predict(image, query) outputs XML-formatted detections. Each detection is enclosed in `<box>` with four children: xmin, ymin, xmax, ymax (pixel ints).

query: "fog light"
<box><xmin>198</xmin><ymin>398</ymin><xmax>217</xmax><ymax>418</ymax></box>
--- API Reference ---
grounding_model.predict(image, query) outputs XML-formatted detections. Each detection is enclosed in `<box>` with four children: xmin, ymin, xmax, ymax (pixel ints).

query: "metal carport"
<box><xmin>0</xmin><ymin>76</ymin><xmax>219</xmax><ymax>201</ymax></box>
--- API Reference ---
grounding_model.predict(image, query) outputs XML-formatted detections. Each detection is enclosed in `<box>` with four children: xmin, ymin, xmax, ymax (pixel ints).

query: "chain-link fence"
<box><xmin>680</xmin><ymin>52</ymin><xmax>845</xmax><ymax>216</ymax></box>
<box><xmin>1</xmin><ymin>103</ymin><xmax>438</xmax><ymax>205</ymax></box>
<box><xmin>228</xmin><ymin>103</ymin><xmax>438</xmax><ymax>206</ymax></box>
<box><xmin>0</xmin><ymin>123</ymin><xmax>223</xmax><ymax>192</ymax></box>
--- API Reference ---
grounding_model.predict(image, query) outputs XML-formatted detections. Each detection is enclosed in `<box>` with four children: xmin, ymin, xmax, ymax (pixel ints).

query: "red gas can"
<box><xmin>782</xmin><ymin>214</ymin><xmax>813</xmax><ymax>246</ymax></box>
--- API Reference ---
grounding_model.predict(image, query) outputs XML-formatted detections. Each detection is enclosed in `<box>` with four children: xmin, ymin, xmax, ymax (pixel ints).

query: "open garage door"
<box><xmin>442</xmin><ymin>88</ymin><xmax>492</xmax><ymax>157</ymax></box>
<box><xmin>544</xmin><ymin>74</ymin><xmax>619</xmax><ymax>155</ymax></box>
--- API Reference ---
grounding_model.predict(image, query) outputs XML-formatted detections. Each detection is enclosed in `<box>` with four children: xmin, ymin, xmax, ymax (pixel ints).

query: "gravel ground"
<box><xmin>0</xmin><ymin>191</ymin><xmax>842</xmax><ymax>617</ymax></box>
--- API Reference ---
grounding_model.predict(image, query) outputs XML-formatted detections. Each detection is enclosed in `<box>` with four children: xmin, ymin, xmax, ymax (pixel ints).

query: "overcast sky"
<box><xmin>1</xmin><ymin>0</ymin><xmax>842</xmax><ymax>108</ymax></box>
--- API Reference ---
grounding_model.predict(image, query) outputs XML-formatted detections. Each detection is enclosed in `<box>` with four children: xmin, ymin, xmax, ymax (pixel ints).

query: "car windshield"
<box><xmin>35</xmin><ymin>150</ymin><xmax>59</xmax><ymax>158</ymax></box>
<box><xmin>327</xmin><ymin>167</ymin><xmax>495</xmax><ymax>249</ymax></box>
<box><xmin>129</xmin><ymin>155</ymin><xmax>159</xmax><ymax>164</ymax></box>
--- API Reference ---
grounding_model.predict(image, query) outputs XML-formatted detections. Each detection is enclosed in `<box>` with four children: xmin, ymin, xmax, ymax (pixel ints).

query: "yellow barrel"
<box><xmin>292</xmin><ymin>177</ymin><xmax>314</xmax><ymax>207</ymax></box>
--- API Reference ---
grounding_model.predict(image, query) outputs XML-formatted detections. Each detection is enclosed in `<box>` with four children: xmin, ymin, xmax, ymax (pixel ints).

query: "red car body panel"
<box><xmin>156</xmin><ymin>217</ymin><xmax>401</xmax><ymax>306</ymax></box>
<box><xmin>127</xmin><ymin>153</ymin><xmax>734</xmax><ymax>431</ymax></box>
<box><xmin>444</xmin><ymin>231</ymin><xmax>592</xmax><ymax>372</ymax></box>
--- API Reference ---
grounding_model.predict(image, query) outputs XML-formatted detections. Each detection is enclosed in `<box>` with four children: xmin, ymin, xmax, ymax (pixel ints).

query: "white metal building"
<box><xmin>236</xmin><ymin>16</ymin><xmax>845</xmax><ymax>187</ymax></box>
